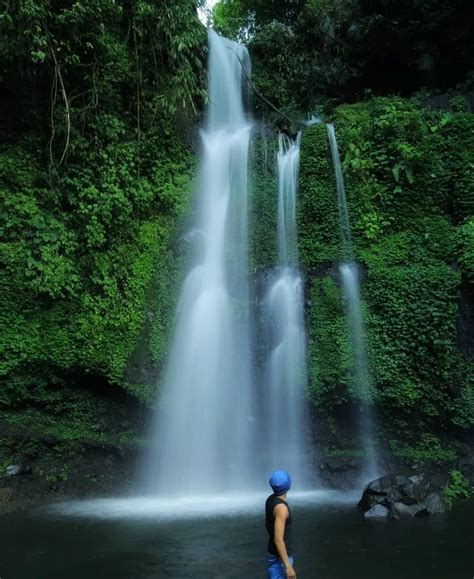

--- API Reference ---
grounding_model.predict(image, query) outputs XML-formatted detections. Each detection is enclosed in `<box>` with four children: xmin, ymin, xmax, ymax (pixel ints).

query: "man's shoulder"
<box><xmin>273</xmin><ymin>501</ymin><xmax>289</xmax><ymax>519</ymax></box>
<box><xmin>265</xmin><ymin>495</ymin><xmax>289</xmax><ymax>512</ymax></box>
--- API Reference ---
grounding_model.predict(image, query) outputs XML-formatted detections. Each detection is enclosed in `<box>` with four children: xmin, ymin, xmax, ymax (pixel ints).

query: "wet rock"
<box><xmin>6</xmin><ymin>464</ymin><xmax>22</xmax><ymax>476</ymax></box>
<box><xmin>318</xmin><ymin>456</ymin><xmax>366</xmax><ymax>489</ymax></box>
<box><xmin>393</xmin><ymin>501</ymin><xmax>428</xmax><ymax>518</ymax></box>
<box><xmin>426</xmin><ymin>493</ymin><xmax>444</xmax><ymax>514</ymax></box>
<box><xmin>364</xmin><ymin>504</ymin><xmax>389</xmax><ymax>519</ymax></box>
<box><xmin>358</xmin><ymin>472</ymin><xmax>447</xmax><ymax>518</ymax></box>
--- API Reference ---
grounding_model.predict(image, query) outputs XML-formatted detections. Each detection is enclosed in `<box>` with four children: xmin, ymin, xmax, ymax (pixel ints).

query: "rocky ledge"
<box><xmin>358</xmin><ymin>472</ymin><xmax>448</xmax><ymax>519</ymax></box>
<box><xmin>0</xmin><ymin>441</ymin><xmax>137</xmax><ymax>515</ymax></box>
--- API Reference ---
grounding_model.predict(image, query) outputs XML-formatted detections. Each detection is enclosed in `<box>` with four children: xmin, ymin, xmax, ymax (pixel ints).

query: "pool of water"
<box><xmin>0</xmin><ymin>491</ymin><xmax>472</xmax><ymax>578</ymax></box>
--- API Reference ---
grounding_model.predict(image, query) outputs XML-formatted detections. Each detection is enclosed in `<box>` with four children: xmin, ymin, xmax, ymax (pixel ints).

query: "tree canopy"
<box><xmin>214</xmin><ymin>0</ymin><xmax>474</xmax><ymax>117</ymax></box>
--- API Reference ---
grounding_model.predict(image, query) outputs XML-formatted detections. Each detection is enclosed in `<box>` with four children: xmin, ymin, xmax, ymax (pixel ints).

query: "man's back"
<box><xmin>265</xmin><ymin>494</ymin><xmax>292</xmax><ymax>556</ymax></box>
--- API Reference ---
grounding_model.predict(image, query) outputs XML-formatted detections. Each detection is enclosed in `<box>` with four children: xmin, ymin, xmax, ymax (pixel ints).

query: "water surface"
<box><xmin>0</xmin><ymin>493</ymin><xmax>471</xmax><ymax>578</ymax></box>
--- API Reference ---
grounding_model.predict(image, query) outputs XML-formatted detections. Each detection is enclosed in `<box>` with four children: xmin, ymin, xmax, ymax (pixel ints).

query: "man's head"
<box><xmin>269</xmin><ymin>470</ymin><xmax>291</xmax><ymax>496</ymax></box>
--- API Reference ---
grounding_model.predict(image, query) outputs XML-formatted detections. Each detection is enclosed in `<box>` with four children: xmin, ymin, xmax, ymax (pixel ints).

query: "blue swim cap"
<box><xmin>269</xmin><ymin>470</ymin><xmax>291</xmax><ymax>495</ymax></box>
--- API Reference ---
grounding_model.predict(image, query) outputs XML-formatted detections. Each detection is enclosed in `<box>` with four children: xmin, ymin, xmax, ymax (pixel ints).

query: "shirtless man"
<box><xmin>265</xmin><ymin>470</ymin><xmax>296</xmax><ymax>578</ymax></box>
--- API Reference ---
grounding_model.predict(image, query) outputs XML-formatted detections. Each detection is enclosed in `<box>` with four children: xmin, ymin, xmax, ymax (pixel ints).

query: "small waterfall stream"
<box><xmin>262</xmin><ymin>133</ymin><xmax>311</xmax><ymax>485</ymax></box>
<box><xmin>326</xmin><ymin>123</ymin><xmax>378</xmax><ymax>482</ymax></box>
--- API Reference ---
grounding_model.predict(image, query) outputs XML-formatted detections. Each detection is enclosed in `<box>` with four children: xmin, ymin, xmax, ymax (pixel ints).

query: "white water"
<box><xmin>49</xmin><ymin>491</ymin><xmax>356</xmax><ymax>520</ymax></box>
<box><xmin>326</xmin><ymin>124</ymin><xmax>353</xmax><ymax>262</ymax></box>
<box><xmin>262</xmin><ymin>133</ymin><xmax>312</xmax><ymax>485</ymax></box>
<box><xmin>277</xmin><ymin>134</ymin><xmax>300</xmax><ymax>266</ymax></box>
<box><xmin>141</xmin><ymin>30</ymin><xmax>255</xmax><ymax>495</ymax></box>
<box><xmin>340</xmin><ymin>263</ymin><xmax>378</xmax><ymax>482</ymax></box>
<box><xmin>326</xmin><ymin>124</ymin><xmax>378</xmax><ymax>483</ymax></box>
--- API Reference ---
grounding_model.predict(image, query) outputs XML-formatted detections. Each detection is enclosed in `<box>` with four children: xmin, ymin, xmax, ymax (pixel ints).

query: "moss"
<box><xmin>0</xmin><ymin>389</ymin><xmax>139</xmax><ymax>445</ymax></box>
<box><xmin>389</xmin><ymin>434</ymin><xmax>458</xmax><ymax>465</ymax></box>
<box><xmin>298</xmin><ymin>96</ymin><xmax>474</xmax><ymax>449</ymax></box>
<box><xmin>307</xmin><ymin>276</ymin><xmax>350</xmax><ymax>407</ymax></box>
<box><xmin>249</xmin><ymin>130</ymin><xmax>278</xmax><ymax>270</ymax></box>
<box><xmin>324</xmin><ymin>447</ymin><xmax>367</xmax><ymax>459</ymax></box>
<box><xmin>443</xmin><ymin>469</ymin><xmax>474</xmax><ymax>507</ymax></box>
<box><xmin>299</xmin><ymin>123</ymin><xmax>340</xmax><ymax>266</ymax></box>
<box><xmin>2</xmin><ymin>79</ymin><xmax>474</xmax><ymax>461</ymax></box>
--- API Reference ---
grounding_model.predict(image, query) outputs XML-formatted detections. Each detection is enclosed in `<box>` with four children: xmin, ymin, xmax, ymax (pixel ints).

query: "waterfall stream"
<box><xmin>262</xmin><ymin>133</ymin><xmax>311</xmax><ymax>486</ymax></box>
<box><xmin>326</xmin><ymin>123</ymin><xmax>378</xmax><ymax>482</ymax></box>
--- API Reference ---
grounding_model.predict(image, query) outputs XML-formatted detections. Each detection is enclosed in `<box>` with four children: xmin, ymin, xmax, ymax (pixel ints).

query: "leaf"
<box><xmin>392</xmin><ymin>164</ymin><xmax>400</xmax><ymax>182</ymax></box>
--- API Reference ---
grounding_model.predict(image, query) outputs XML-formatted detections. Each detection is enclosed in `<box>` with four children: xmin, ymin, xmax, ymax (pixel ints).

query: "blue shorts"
<box><xmin>266</xmin><ymin>553</ymin><xmax>294</xmax><ymax>579</ymax></box>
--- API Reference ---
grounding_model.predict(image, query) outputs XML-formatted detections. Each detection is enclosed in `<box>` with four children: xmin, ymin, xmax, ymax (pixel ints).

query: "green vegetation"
<box><xmin>0</xmin><ymin>1</ymin><xmax>205</xmax><ymax>452</ymax></box>
<box><xmin>249</xmin><ymin>132</ymin><xmax>278</xmax><ymax>270</ymax></box>
<box><xmin>389</xmin><ymin>434</ymin><xmax>458</xmax><ymax>466</ymax></box>
<box><xmin>443</xmin><ymin>469</ymin><xmax>474</xmax><ymax>507</ymax></box>
<box><xmin>307</xmin><ymin>277</ymin><xmax>349</xmax><ymax>406</ymax></box>
<box><xmin>298</xmin><ymin>97</ymin><xmax>474</xmax><ymax>455</ymax></box>
<box><xmin>214</xmin><ymin>0</ymin><xmax>474</xmax><ymax>123</ymax></box>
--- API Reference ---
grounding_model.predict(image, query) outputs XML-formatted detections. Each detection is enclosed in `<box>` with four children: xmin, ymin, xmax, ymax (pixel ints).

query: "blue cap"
<box><xmin>269</xmin><ymin>470</ymin><xmax>291</xmax><ymax>495</ymax></box>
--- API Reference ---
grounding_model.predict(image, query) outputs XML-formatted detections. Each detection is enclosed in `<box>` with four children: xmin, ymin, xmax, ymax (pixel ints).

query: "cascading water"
<box><xmin>326</xmin><ymin>123</ymin><xmax>378</xmax><ymax>482</ymax></box>
<box><xmin>141</xmin><ymin>30</ymin><xmax>255</xmax><ymax>496</ymax></box>
<box><xmin>262</xmin><ymin>133</ymin><xmax>311</xmax><ymax>485</ymax></box>
<box><xmin>277</xmin><ymin>134</ymin><xmax>300</xmax><ymax>266</ymax></box>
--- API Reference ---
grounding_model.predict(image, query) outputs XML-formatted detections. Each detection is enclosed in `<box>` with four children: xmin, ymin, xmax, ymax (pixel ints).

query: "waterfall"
<box><xmin>141</xmin><ymin>30</ymin><xmax>255</xmax><ymax>496</ymax></box>
<box><xmin>326</xmin><ymin>123</ymin><xmax>378</xmax><ymax>483</ymax></box>
<box><xmin>326</xmin><ymin>124</ymin><xmax>353</xmax><ymax>262</ymax></box>
<box><xmin>277</xmin><ymin>133</ymin><xmax>300</xmax><ymax>266</ymax></box>
<box><xmin>262</xmin><ymin>133</ymin><xmax>311</xmax><ymax>485</ymax></box>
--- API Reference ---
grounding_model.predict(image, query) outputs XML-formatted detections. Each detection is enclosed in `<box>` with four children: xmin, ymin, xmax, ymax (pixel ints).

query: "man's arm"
<box><xmin>273</xmin><ymin>503</ymin><xmax>296</xmax><ymax>578</ymax></box>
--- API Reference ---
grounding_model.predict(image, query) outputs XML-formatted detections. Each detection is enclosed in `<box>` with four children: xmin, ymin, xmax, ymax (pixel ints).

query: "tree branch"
<box><xmin>49</xmin><ymin>46</ymin><xmax>71</xmax><ymax>166</ymax></box>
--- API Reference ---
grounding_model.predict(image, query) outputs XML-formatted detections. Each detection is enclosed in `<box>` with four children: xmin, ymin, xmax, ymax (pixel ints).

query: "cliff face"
<box><xmin>296</xmin><ymin>98</ymin><xmax>474</xmax><ymax>473</ymax></box>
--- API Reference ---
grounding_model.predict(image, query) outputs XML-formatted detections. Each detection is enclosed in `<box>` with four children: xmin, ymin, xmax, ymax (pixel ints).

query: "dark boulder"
<box><xmin>358</xmin><ymin>472</ymin><xmax>448</xmax><ymax>519</ymax></box>
<box><xmin>318</xmin><ymin>456</ymin><xmax>366</xmax><ymax>489</ymax></box>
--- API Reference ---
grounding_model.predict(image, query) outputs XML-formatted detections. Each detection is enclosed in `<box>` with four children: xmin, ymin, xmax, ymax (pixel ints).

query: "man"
<box><xmin>265</xmin><ymin>470</ymin><xmax>296</xmax><ymax>578</ymax></box>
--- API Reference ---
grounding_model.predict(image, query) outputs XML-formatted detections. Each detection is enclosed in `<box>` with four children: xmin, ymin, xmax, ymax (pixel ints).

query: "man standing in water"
<box><xmin>265</xmin><ymin>470</ymin><xmax>296</xmax><ymax>578</ymax></box>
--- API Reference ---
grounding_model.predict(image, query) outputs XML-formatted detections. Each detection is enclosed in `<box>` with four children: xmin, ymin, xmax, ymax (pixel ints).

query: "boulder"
<box><xmin>392</xmin><ymin>501</ymin><xmax>428</xmax><ymax>518</ymax></box>
<box><xmin>364</xmin><ymin>504</ymin><xmax>389</xmax><ymax>519</ymax></box>
<box><xmin>426</xmin><ymin>493</ymin><xmax>444</xmax><ymax>514</ymax></box>
<box><xmin>358</xmin><ymin>472</ymin><xmax>447</xmax><ymax>519</ymax></box>
<box><xmin>5</xmin><ymin>464</ymin><xmax>22</xmax><ymax>476</ymax></box>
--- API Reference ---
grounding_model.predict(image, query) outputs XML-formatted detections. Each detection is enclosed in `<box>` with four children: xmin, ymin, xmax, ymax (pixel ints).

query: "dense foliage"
<box><xmin>214</xmin><ymin>0</ymin><xmax>474</xmax><ymax>121</ymax></box>
<box><xmin>298</xmin><ymin>97</ymin><xmax>474</xmax><ymax>459</ymax></box>
<box><xmin>0</xmin><ymin>1</ymin><xmax>205</xmax><ymax>453</ymax></box>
